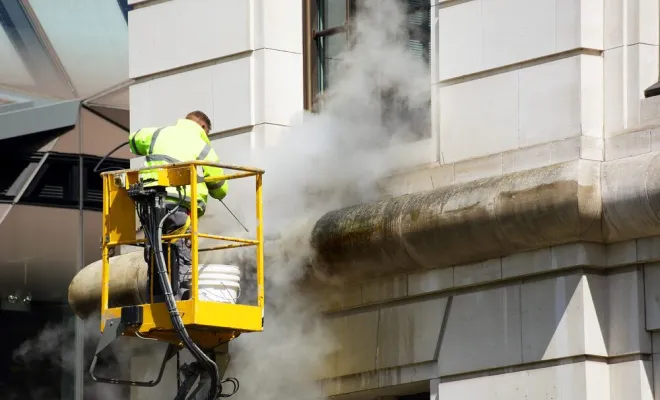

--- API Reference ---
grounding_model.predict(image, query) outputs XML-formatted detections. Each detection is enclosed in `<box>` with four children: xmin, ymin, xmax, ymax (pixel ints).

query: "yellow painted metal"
<box><xmin>256</xmin><ymin>174</ymin><xmax>264</xmax><ymax>309</ymax></box>
<box><xmin>99</xmin><ymin>161</ymin><xmax>265</xmax><ymax>351</ymax></box>
<box><xmin>205</xmin><ymin>171</ymin><xmax>256</xmax><ymax>182</ymax></box>
<box><xmin>189</xmin><ymin>164</ymin><xmax>199</xmax><ymax>307</ymax></box>
<box><xmin>101</xmin><ymin>177</ymin><xmax>110</xmax><ymax>316</ymax></box>
<box><xmin>107</xmin><ymin>233</ymin><xmax>189</xmax><ymax>247</ymax></box>
<box><xmin>199</xmin><ymin>242</ymin><xmax>254</xmax><ymax>252</ymax></box>
<box><xmin>106</xmin><ymin>174</ymin><xmax>137</xmax><ymax>245</ymax></box>
<box><xmin>198</xmin><ymin>233</ymin><xmax>259</xmax><ymax>245</ymax></box>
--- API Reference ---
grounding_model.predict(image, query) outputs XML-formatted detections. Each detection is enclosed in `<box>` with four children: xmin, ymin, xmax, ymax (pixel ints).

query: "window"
<box><xmin>304</xmin><ymin>0</ymin><xmax>430</xmax><ymax>105</ymax></box>
<box><xmin>20</xmin><ymin>153</ymin><xmax>81</xmax><ymax>208</ymax></box>
<box><xmin>3</xmin><ymin>153</ymin><xmax>129</xmax><ymax>211</ymax></box>
<box><xmin>303</xmin><ymin>0</ymin><xmax>432</xmax><ymax>139</ymax></box>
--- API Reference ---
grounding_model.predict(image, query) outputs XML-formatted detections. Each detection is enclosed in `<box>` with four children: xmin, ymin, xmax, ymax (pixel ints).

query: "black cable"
<box><xmin>93</xmin><ymin>140</ymin><xmax>130</xmax><ymax>173</ymax></box>
<box><xmin>176</xmin><ymin>351</ymin><xmax>181</xmax><ymax>390</ymax></box>
<box><xmin>138</xmin><ymin>188</ymin><xmax>221</xmax><ymax>400</ymax></box>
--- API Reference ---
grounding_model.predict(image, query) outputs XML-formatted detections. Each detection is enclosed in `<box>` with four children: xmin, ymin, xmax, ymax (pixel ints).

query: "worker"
<box><xmin>128</xmin><ymin>111</ymin><xmax>228</xmax><ymax>299</ymax></box>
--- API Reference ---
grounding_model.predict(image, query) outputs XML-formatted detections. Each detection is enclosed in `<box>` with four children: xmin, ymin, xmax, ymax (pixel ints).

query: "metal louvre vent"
<box><xmin>86</xmin><ymin>190</ymin><xmax>103</xmax><ymax>202</ymax></box>
<box><xmin>39</xmin><ymin>184</ymin><xmax>64</xmax><ymax>199</ymax></box>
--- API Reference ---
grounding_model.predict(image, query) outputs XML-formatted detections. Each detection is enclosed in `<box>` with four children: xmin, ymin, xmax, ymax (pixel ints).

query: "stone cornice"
<box><xmin>310</xmin><ymin>153</ymin><xmax>660</xmax><ymax>282</ymax></box>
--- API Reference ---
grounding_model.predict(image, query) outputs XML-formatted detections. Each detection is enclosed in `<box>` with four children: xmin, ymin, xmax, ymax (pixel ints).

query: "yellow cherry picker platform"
<box><xmin>89</xmin><ymin>160</ymin><xmax>264</xmax><ymax>400</ymax></box>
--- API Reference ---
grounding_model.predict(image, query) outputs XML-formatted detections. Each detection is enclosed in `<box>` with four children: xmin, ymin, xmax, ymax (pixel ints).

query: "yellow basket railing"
<box><xmin>99</xmin><ymin>161</ymin><xmax>265</xmax><ymax>346</ymax></box>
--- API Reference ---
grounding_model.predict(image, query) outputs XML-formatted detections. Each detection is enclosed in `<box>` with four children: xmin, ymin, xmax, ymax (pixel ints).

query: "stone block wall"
<box><xmin>434</xmin><ymin>0</ymin><xmax>659</xmax><ymax>165</ymax></box>
<box><xmin>319</xmin><ymin>240</ymin><xmax>660</xmax><ymax>399</ymax></box>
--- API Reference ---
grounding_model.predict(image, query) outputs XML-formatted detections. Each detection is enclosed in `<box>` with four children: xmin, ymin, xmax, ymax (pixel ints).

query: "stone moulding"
<box><xmin>310</xmin><ymin>153</ymin><xmax>660</xmax><ymax>282</ymax></box>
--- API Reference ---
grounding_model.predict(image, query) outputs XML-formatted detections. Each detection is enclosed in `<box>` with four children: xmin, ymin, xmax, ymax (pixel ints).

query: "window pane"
<box><xmin>28</xmin><ymin>0</ymin><xmax>129</xmax><ymax>98</ymax></box>
<box><xmin>316</xmin><ymin>32</ymin><xmax>347</xmax><ymax>92</ymax></box>
<box><xmin>406</xmin><ymin>0</ymin><xmax>431</xmax><ymax>67</ymax></box>
<box><xmin>319</xmin><ymin>0</ymin><xmax>346</xmax><ymax>30</ymax></box>
<box><xmin>0</xmin><ymin>0</ymin><xmax>71</xmax><ymax>98</ymax></box>
<box><xmin>20</xmin><ymin>155</ymin><xmax>80</xmax><ymax>209</ymax></box>
<box><xmin>0</xmin><ymin>156</ymin><xmax>35</xmax><ymax>201</ymax></box>
<box><xmin>0</xmin><ymin>24</ymin><xmax>34</xmax><ymax>89</ymax></box>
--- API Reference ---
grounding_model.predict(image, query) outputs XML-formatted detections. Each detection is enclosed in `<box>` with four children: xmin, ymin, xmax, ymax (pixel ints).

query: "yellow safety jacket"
<box><xmin>128</xmin><ymin>118</ymin><xmax>228</xmax><ymax>216</ymax></box>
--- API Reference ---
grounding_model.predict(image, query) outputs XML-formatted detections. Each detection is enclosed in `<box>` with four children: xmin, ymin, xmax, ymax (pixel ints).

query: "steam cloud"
<box><xmin>202</xmin><ymin>1</ymin><xmax>431</xmax><ymax>398</ymax></box>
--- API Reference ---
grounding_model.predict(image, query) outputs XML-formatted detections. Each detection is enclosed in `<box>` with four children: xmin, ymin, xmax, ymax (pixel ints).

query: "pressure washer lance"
<box><xmin>220</xmin><ymin>200</ymin><xmax>250</xmax><ymax>233</ymax></box>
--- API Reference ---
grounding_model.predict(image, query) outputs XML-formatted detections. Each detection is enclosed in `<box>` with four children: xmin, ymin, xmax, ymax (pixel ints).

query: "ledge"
<box><xmin>310</xmin><ymin>153</ymin><xmax>660</xmax><ymax>282</ymax></box>
<box><xmin>311</xmin><ymin>159</ymin><xmax>602</xmax><ymax>282</ymax></box>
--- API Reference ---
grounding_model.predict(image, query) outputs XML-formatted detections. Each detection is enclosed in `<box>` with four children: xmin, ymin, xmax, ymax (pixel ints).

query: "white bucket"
<box><xmin>198</xmin><ymin>264</ymin><xmax>241</xmax><ymax>304</ymax></box>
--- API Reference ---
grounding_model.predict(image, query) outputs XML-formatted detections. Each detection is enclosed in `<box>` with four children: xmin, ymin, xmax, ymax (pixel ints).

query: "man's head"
<box><xmin>185</xmin><ymin>110</ymin><xmax>212</xmax><ymax>134</ymax></box>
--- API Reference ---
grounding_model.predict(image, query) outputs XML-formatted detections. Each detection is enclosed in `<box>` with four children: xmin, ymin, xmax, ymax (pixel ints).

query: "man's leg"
<box><xmin>163</xmin><ymin>204</ymin><xmax>192</xmax><ymax>299</ymax></box>
<box><xmin>172</xmin><ymin>228</ymin><xmax>192</xmax><ymax>299</ymax></box>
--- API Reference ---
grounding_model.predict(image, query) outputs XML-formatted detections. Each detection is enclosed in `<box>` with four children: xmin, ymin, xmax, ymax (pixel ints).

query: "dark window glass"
<box><xmin>10</xmin><ymin>153</ymin><xmax>128</xmax><ymax>211</ymax></box>
<box><xmin>82</xmin><ymin>156</ymin><xmax>128</xmax><ymax>211</ymax></box>
<box><xmin>19</xmin><ymin>154</ymin><xmax>80</xmax><ymax>208</ymax></box>
<box><xmin>0</xmin><ymin>154</ymin><xmax>40</xmax><ymax>201</ymax></box>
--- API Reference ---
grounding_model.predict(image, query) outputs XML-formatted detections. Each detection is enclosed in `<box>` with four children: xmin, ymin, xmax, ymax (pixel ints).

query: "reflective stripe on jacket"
<box><xmin>128</xmin><ymin>118</ymin><xmax>228</xmax><ymax>216</ymax></box>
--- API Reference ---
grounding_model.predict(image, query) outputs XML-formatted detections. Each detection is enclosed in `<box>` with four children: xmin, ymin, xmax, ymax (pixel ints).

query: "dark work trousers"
<box><xmin>155</xmin><ymin>203</ymin><xmax>192</xmax><ymax>300</ymax></box>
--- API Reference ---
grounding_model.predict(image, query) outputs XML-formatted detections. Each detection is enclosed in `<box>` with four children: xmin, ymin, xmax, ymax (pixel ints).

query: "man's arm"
<box><xmin>128</xmin><ymin>128</ymin><xmax>157</xmax><ymax>156</ymax></box>
<box><xmin>195</xmin><ymin>140</ymin><xmax>228</xmax><ymax>200</ymax></box>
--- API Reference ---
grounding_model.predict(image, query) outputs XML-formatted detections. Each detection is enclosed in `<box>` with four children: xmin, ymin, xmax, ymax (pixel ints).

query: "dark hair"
<box><xmin>185</xmin><ymin>110</ymin><xmax>212</xmax><ymax>131</ymax></box>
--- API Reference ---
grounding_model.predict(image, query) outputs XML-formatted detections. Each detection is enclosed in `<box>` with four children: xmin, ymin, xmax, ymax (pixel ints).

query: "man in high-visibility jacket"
<box><xmin>128</xmin><ymin>110</ymin><xmax>228</xmax><ymax>299</ymax></box>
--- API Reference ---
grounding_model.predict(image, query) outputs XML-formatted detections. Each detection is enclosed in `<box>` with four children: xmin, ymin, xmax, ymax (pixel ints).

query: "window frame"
<box><xmin>303</xmin><ymin>0</ymin><xmax>433</xmax><ymax>143</ymax></box>
<box><xmin>303</xmin><ymin>0</ymin><xmax>356</xmax><ymax>111</ymax></box>
<box><xmin>303</xmin><ymin>0</ymin><xmax>431</xmax><ymax>113</ymax></box>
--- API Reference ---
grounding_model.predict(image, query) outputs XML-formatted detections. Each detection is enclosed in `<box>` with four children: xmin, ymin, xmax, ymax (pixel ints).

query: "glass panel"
<box><xmin>28</xmin><ymin>0</ymin><xmax>129</xmax><ymax>98</ymax></box>
<box><xmin>4</xmin><ymin>161</ymin><xmax>39</xmax><ymax>198</ymax></box>
<box><xmin>0</xmin><ymin>24</ymin><xmax>33</xmax><ymax>89</ymax></box>
<box><xmin>0</xmin><ymin>0</ymin><xmax>71</xmax><ymax>98</ymax></box>
<box><xmin>0</xmin><ymin>154</ymin><xmax>40</xmax><ymax>201</ymax></box>
<box><xmin>406</xmin><ymin>0</ymin><xmax>431</xmax><ymax>67</ymax></box>
<box><xmin>19</xmin><ymin>154</ymin><xmax>80</xmax><ymax>209</ymax></box>
<box><xmin>316</xmin><ymin>32</ymin><xmax>346</xmax><ymax>93</ymax></box>
<box><xmin>318</xmin><ymin>0</ymin><xmax>346</xmax><ymax>31</ymax></box>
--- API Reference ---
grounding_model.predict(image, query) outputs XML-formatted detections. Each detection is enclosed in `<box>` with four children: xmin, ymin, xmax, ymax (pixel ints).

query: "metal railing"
<box><xmin>99</xmin><ymin>161</ymin><xmax>265</xmax><ymax>335</ymax></box>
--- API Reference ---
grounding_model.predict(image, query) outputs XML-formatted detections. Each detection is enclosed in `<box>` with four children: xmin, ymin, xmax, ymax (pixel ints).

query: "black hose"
<box><xmin>137</xmin><ymin>188</ymin><xmax>220</xmax><ymax>399</ymax></box>
<box><xmin>94</xmin><ymin>141</ymin><xmax>130</xmax><ymax>173</ymax></box>
<box><xmin>218</xmin><ymin>378</ymin><xmax>239</xmax><ymax>397</ymax></box>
